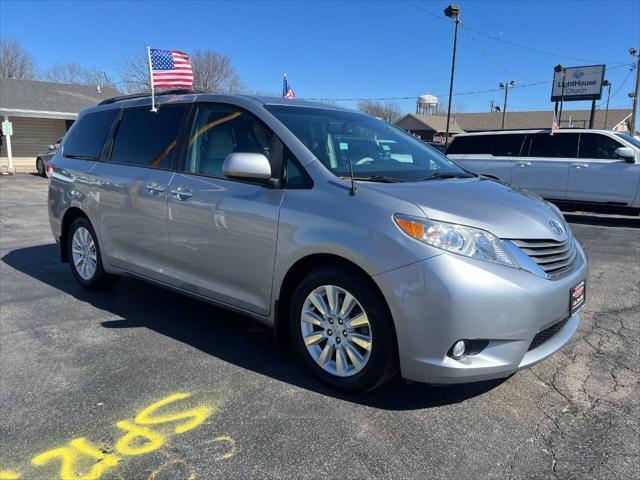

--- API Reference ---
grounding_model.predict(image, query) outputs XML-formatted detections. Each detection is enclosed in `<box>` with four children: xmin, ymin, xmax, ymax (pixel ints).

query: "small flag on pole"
<box><xmin>282</xmin><ymin>74</ymin><xmax>295</xmax><ymax>99</ymax></box>
<box><xmin>149</xmin><ymin>49</ymin><xmax>193</xmax><ymax>89</ymax></box>
<box><xmin>551</xmin><ymin>111</ymin><xmax>560</xmax><ymax>135</ymax></box>
<box><xmin>147</xmin><ymin>47</ymin><xmax>193</xmax><ymax>111</ymax></box>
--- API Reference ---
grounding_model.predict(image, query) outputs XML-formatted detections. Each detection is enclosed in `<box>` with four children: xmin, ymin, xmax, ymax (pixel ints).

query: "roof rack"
<box><xmin>98</xmin><ymin>88</ymin><xmax>199</xmax><ymax>105</ymax></box>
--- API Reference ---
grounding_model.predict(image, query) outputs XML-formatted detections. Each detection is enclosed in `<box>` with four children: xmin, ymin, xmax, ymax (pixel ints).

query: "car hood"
<box><xmin>362</xmin><ymin>177</ymin><xmax>566</xmax><ymax>239</ymax></box>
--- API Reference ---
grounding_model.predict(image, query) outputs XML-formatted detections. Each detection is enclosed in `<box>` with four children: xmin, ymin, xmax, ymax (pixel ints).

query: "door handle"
<box><xmin>573</xmin><ymin>163</ymin><xmax>589</xmax><ymax>169</ymax></box>
<box><xmin>171</xmin><ymin>186</ymin><xmax>193</xmax><ymax>200</ymax></box>
<box><xmin>516</xmin><ymin>162</ymin><xmax>532</xmax><ymax>167</ymax></box>
<box><xmin>145</xmin><ymin>183</ymin><xmax>166</xmax><ymax>193</ymax></box>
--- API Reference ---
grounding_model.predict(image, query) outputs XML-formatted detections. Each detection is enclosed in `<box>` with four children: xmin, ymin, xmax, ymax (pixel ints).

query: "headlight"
<box><xmin>393</xmin><ymin>214</ymin><xmax>518</xmax><ymax>268</ymax></box>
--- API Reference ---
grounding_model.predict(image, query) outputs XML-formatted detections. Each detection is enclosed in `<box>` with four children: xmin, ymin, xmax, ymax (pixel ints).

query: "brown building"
<box><xmin>394</xmin><ymin>113</ymin><xmax>464</xmax><ymax>143</ymax></box>
<box><xmin>395</xmin><ymin>108</ymin><xmax>634</xmax><ymax>138</ymax></box>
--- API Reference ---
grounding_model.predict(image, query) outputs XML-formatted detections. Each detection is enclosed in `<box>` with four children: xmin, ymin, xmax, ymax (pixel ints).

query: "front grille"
<box><xmin>511</xmin><ymin>238</ymin><xmax>578</xmax><ymax>277</ymax></box>
<box><xmin>528</xmin><ymin>316</ymin><xmax>570</xmax><ymax>351</ymax></box>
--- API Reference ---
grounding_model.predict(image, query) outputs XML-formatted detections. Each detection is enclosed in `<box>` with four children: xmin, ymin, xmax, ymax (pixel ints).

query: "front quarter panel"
<box><xmin>272</xmin><ymin>163</ymin><xmax>443</xmax><ymax>313</ymax></box>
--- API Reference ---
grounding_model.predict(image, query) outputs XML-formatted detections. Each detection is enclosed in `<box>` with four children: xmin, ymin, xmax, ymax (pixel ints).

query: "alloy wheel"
<box><xmin>300</xmin><ymin>285</ymin><xmax>372</xmax><ymax>377</ymax></box>
<box><xmin>71</xmin><ymin>227</ymin><xmax>97</xmax><ymax>281</ymax></box>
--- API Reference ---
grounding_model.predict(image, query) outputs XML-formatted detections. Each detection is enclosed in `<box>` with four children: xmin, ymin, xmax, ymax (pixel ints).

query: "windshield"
<box><xmin>265</xmin><ymin>105</ymin><xmax>469</xmax><ymax>182</ymax></box>
<box><xmin>615</xmin><ymin>132</ymin><xmax>640</xmax><ymax>150</ymax></box>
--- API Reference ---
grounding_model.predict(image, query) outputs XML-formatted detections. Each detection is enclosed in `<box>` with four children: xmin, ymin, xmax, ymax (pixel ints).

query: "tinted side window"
<box><xmin>110</xmin><ymin>106</ymin><xmax>186</xmax><ymax>169</ymax></box>
<box><xmin>185</xmin><ymin>105</ymin><xmax>274</xmax><ymax>178</ymax></box>
<box><xmin>446</xmin><ymin>135</ymin><xmax>494</xmax><ymax>154</ymax></box>
<box><xmin>492</xmin><ymin>134</ymin><xmax>525</xmax><ymax>156</ymax></box>
<box><xmin>64</xmin><ymin>109</ymin><xmax>118</xmax><ymax>159</ymax></box>
<box><xmin>284</xmin><ymin>149</ymin><xmax>312</xmax><ymax>188</ymax></box>
<box><xmin>527</xmin><ymin>133</ymin><xmax>578</xmax><ymax>158</ymax></box>
<box><xmin>579</xmin><ymin>133</ymin><xmax>623</xmax><ymax>159</ymax></box>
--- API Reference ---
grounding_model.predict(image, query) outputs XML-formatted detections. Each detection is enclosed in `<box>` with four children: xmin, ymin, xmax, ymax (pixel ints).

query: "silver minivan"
<box><xmin>447</xmin><ymin>129</ymin><xmax>640</xmax><ymax>216</ymax></box>
<box><xmin>48</xmin><ymin>92</ymin><xmax>588</xmax><ymax>392</ymax></box>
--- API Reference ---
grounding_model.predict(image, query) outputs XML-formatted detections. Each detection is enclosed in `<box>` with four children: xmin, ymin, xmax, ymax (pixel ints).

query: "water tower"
<box><xmin>416</xmin><ymin>94</ymin><xmax>439</xmax><ymax>115</ymax></box>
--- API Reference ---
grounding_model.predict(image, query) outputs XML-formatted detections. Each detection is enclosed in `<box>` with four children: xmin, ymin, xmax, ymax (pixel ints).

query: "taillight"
<box><xmin>46</xmin><ymin>161</ymin><xmax>54</xmax><ymax>176</ymax></box>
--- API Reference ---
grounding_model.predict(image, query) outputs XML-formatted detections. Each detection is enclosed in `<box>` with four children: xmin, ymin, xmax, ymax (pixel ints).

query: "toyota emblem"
<box><xmin>549</xmin><ymin>219</ymin><xmax>564</xmax><ymax>237</ymax></box>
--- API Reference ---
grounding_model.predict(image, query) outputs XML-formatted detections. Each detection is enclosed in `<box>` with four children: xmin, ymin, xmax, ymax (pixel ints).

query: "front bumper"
<box><xmin>374</xmin><ymin>241</ymin><xmax>588</xmax><ymax>384</ymax></box>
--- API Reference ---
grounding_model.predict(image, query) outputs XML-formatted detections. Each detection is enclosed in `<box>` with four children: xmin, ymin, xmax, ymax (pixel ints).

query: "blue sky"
<box><xmin>1</xmin><ymin>0</ymin><xmax>639</xmax><ymax>114</ymax></box>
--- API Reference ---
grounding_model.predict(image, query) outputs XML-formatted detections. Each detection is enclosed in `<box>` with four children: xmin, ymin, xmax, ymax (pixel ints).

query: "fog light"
<box><xmin>451</xmin><ymin>340</ymin><xmax>467</xmax><ymax>359</ymax></box>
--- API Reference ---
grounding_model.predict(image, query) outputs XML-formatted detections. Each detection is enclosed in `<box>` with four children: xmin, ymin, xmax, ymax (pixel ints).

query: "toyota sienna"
<box><xmin>48</xmin><ymin>91</ymin><xmax>588</xmax><ymax>392</ymax></box>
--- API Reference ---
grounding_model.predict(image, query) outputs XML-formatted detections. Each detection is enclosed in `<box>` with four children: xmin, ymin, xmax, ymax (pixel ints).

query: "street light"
<box><xmin>554</xmin><ymin>64</ymin><xmax>567</xmax><ymax>125</ymax></box>
<box><xmin>498</xmin><ymin>80</ymin><xmax>516</xmax><ymax>130</ymax></box>
<box><xmin>443</xmin><ymin>4</ymin><xmax>460</xmax><ymax>144</ymax></box>
<box><xmin>602</xmin><ymin>79</ymin><xmax>612</xmax><ymax>129</ymax></box>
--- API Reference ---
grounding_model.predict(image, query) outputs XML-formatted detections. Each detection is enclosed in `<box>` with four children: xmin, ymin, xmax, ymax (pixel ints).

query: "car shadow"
<box><xmin>563</xmin><ymin>212</ymin><xmax>639</xmax><ymax>229</ymax></box>
<box><xmin>2</xmin><ymin>243</ymin><xmax>506</xmax><ymax>411</ymax></box>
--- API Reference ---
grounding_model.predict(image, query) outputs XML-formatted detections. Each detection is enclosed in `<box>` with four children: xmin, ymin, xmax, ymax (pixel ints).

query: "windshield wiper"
<box><xmin>420</xmin><ymin>172</ymin><xmax>474</xmax><ymax>181</ymax></box>
<box><xmin>350</xmin><ymin>175</ymin><xmax>403</xmax><ymax>183</ymax></box>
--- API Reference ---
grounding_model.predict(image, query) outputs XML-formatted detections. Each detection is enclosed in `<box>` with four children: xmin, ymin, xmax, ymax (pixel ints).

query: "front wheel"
<box><xmin>67</xmin><ymin>217</ymin><xmax>117</xmax><ymax>290</ymax></box>
<box><xmin>289</xmin><ymin>265</ymin><xmax>398</xmax><ymax>392</ymax></box>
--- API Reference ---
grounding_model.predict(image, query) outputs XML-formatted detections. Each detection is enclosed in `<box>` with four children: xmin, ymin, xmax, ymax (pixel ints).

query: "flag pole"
<box><xmin>146</xmin><ymin>46</ymin><xmax>157</xmax><ymax>112</ymax></box>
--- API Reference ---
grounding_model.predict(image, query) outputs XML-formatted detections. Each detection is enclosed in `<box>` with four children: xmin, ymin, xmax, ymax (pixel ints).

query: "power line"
<box><xmin>402</xmin><ymin>0</ymin><xmax>628</xmax><ymax>66</ymax></box>
<box><xmin>461</xmin><ymin>25</ymin><xmax>533</xmax><ymax>81</ymax></box>
<box><xmin>303</xmin><ymin>79</ymin><xmax>553</xmax><ymax>102</ymax></box>
<box><xmin>597</xmin><ymin>67</ymin><xmax>635</xmax><ymax>107</ymax></box>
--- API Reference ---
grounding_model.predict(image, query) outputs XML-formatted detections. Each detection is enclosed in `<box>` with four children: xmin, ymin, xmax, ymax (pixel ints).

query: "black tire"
<box><xmin>36</xmin><ymin>158</ymin><xmax>46</xmax><ymax>177</ymax></box>
<box><xmin>67</xmin><ymin>216</ymin><xmax>118</xmax><ymax>290</ymax></box>
<box><xmin>289</xmin><ymin>265</ymin><xmax>398</xmax><ymax>392</ymax></box>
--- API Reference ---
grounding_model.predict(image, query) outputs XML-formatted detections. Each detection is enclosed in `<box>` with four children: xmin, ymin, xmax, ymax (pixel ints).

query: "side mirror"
<box><xmin>223</xmin><ymin>152</ymin><xmax>272</xmax><ymax>180</ymax></box>
<box><xmin>615</xmin><ymin>147</ymin><xmax>636</xmax><ymax>163</ymax></box>
<box><xmin>48</xmin><ymin>144</ymin><xmax>55</xmax><ymax>151</ymax></box>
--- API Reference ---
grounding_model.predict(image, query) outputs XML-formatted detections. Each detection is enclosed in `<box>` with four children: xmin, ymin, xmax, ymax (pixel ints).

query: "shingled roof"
<box><xmin>397</xmin><ymin>109</ymin><xmax>632</xmax><ymax>133</ymax></box>
<box><xmin>395</xmin><ymin>113</ymin><xmax>465</xmax><ymax>134</ymax></box>
<box><xmin>0</xmin><ymin>78</ymin><xmax>121</xmax><ymax>119</ymax></box>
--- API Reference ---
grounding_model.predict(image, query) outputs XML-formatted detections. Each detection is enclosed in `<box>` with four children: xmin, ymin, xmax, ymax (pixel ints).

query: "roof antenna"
<box><xmin>347</xmin><ymin>154</ymin><xmax>357</xmax><ymax>196</ymax></box>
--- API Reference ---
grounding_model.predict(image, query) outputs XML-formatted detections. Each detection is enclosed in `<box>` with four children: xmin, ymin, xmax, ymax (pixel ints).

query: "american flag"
<box><xmin>551</xmin><ymin>111</ymin><xmax>560</xmax><ymax>135</ymax></box>
<box><xmin>150</xmin><ymin>49</ymin><xmax>193</xmax><ymax>89</ymax></box>
<box><xmin>282</xmin><ymin>74</ymin><xmax>295</xmax><ymax>99</ymax></box>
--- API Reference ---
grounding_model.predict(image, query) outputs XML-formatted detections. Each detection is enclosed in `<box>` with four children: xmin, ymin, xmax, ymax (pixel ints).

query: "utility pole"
<box><xmin>629</xmin><ymin>48</ymin><xmax>639</xmax><ymax>135</ymax></box>
<box><xmin>603</xmin><ymin>80</ymin><xmax>611</xmax><ymax>129</ymax></box>
<box><xmin>499</xmin><ymin>81</ymin><xmax>515</xmax><ymax>130</ymax></box>
<box><xmin>444</xmin><ymin>4</ymin><xmax>460</xmax><ymax>144</ymax></box>
<box><xmin>489</xmin><ymin>99</ymin><xmax>495</xmax><ymax>112</ymax></box>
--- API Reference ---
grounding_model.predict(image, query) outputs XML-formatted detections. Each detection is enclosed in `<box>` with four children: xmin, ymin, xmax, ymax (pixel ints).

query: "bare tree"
<box><xmin>40</xmin><ymin>61</ymin><xmax>114</xmax><ymax>87</ymax></box>
<box><xmin>0</xmin><ymin>37</ymin><xmax>35</xmax><ymax>79</ymax></box>
<box><xmin>357</xmin><ymin>100</ymin><xmax>402</xmax><ymax>123</ymax></box>
<box><xmin>191</xmin><ymin>49</ymin><xmax>242</xmax><ymax>93</ymax></box>
<box><xmin>119</xmin><ymin>49</ymin><xmax>243</xmax><ymax>94</ymax></box>
<box><xmin>119</xmin><ymin>51</ymin><xmax>152</xmax><ymax>94</ymax></box>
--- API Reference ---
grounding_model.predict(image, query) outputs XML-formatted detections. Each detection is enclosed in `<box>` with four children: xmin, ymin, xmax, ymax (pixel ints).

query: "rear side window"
<box><xmin>526</xmin><ymin>133</ymin><xmax>578</xmax><ymax>158</ymax></box>
<box><xmin>579</xmin><ymin>133</ymin><xmax>623</xmax><ymax>159</ymax></box>
<box><xmin>492</xmin><ymin>134</ymin><xmax>525</xmax><ymax>156</ymax></box>
<box><xmin>110</xmin><ymin>106</ymin><xmax>186</xmax><ymax>169</ymax></box>
<box><xmin>446</xmin><ymin>135</ymin><xmax>495</xmax><ymax>154</ymax></box>
<box><xmin>64</xmin><ymin>109</ymin><xmax>118</xmax><ymax>159</ymax></box>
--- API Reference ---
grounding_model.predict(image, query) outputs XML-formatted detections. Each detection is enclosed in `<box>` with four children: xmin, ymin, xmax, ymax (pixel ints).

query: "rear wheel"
<box><xmin>290</xmin><ymin>265</ymin><xmax>398</xmax><ymax>392</ymax></box>
<box><xmin>36</xmin><ymin>158</ymin><xmax>45</xmax><ymax>177</ymax></box>
<box><xmin>67</xmin><ymin>217</ymin><xmax>117</xmax><ymax>290</ymax></box>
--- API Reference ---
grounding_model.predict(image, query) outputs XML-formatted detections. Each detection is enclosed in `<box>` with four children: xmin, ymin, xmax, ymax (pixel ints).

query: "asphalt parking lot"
<box><xmin>1</xmin><ymin>173</ymin><xmax>638</xmax><ymax>480</ymax></box>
